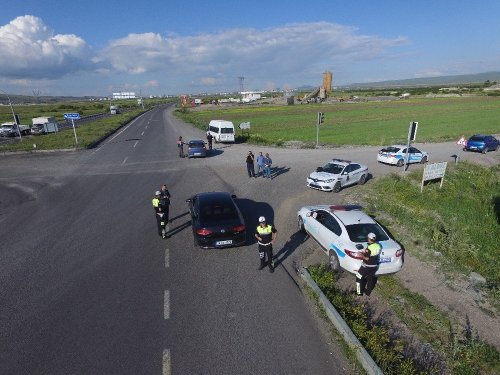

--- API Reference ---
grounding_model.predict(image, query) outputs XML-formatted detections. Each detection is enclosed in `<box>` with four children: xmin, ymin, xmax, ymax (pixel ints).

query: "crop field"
<box><xmin>175</xmin><ymin>96</ymin><xmax>500</xmax><ymax>146</ymax></box>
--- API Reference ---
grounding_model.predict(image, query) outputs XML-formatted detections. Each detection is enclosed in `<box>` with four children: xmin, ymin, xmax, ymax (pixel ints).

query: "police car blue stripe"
<box><xmin>331</xmin><ymin>243</ymin><xmax>346</xmax><ymax>258</ymax></box>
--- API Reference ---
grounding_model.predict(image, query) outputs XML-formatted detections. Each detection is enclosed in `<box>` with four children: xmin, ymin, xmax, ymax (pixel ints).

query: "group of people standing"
<box><xmin>246</xmin><ymin>151</ymin><xmax>273</xmax><ymax>179</ymax></box>
<box><xmin>152</xmin><ymin>184</ymin><xmax>171</xmax><ymax>238</ymax></box>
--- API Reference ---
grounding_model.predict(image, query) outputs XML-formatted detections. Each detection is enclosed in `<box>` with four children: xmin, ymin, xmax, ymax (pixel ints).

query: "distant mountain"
<box><xmin>346</xmin><ymin>71</ymin><xmax>500</xmax><ymax>88</ymax></box>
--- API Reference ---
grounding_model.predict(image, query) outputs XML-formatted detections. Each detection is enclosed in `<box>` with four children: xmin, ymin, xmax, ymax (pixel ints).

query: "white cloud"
<box><xmin>0</xmin><ymin>15</ymin><xmax>93</xmax><ymax>79</ymax></box>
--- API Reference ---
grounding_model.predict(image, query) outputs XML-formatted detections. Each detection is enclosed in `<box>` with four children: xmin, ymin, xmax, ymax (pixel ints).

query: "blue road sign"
<box><xmin>64</xmin><ymin>113</ymin><xmax>80</xmax><ymax>120</ymax></box>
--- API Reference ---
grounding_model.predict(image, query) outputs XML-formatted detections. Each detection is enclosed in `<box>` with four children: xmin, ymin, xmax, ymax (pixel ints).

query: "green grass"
<box><xmin>0</xmin><ymin>110</ymin><xmax>145</xmax><ymax>152</ymax></box>
<box><xmin>309</xmin><ymin>265</ymin><xmax>500</xmax><ymax>374</ymax></box>
<box><xmin>364</xmin><ymin>162</ymin><xmax>500</xmax><ymax>298</ymax></box>
<box><xmin>174</xmin><ymin>97</ymin><xmax>500</xmax><ymax>146</ymax></box>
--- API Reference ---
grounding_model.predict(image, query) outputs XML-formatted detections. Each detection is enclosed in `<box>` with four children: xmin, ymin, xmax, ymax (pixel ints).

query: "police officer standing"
<box><xmin>152</xmin><ymin>191</ymin><xmax>167</xmax><ymax>238</ymax></box>
<box><xmin>206</xmin><ymin>132</ymin><xmax>213</xmax><ymax>150</ymax></box>
<box><xmin>159</xmin><ymin>184</ymin><xmax>171</xmax><ymax>233</ymax></box>
<box><xmin>255</xmin><ymin>216</ymin><xmax>277</xmax><ymax>273</ymax></box>
<box><xmin>355</xmin><ymin>232</ymin><xmax>381</xmax><ymax>296</ymax></box>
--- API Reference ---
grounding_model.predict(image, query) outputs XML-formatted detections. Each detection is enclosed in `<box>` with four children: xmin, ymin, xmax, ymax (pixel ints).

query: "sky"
<box><xmin>0</xmin><ymin>0</ymin><xmax>499</xmax><ymax>97</ymax></box>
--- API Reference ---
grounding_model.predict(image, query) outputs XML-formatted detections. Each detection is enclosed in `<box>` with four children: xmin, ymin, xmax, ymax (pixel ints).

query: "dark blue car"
<box><xmin>464</xmin><ymin>134</ymin><xmax>499</xmax><ymax>153</ymax></box>
<box><xmin>187</xmin><ymin>139</ymin><xmax>207</xmax><ymax>158</ymax></box>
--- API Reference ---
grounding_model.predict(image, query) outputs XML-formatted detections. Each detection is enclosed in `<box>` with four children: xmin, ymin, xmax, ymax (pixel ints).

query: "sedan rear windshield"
<box><xmin>469</xmin><ymin>136</ymin><xmax>485</xmax><ymax>142</ymax></box>
<box><xmin>189</xmin><ymin>141</ymin><xmax>205</xmax><ymax>147</ymax></box>
<box><xmin>345</xmin><ymin>223</ymin><xmax>389</xmax><ymax>243</ymax></box>
<box><xmin>380</xmin><ymin>146</ymin><xmax>401</xmax><ymax>153</ymax></box>
<box><xmin>200</xmin><ymin>203</ymin><xmax>238</xmax><ymax>221</ymax></box>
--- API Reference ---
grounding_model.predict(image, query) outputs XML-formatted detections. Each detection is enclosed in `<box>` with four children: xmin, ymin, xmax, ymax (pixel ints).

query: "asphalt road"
<box><xmin>0</xmin><ymin>105</ymin><xmax>357</xmax><ymax>375</ymax></box>
<box><xmin>1</xmin><ymin>105</ymin><xmax>498</xmax><ymax>374</ymax></box>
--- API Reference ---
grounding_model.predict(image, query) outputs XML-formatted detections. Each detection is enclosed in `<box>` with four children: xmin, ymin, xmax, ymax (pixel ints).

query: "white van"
<box><xmin>207</xmin><ymin>120</ymin><xmax>235</xmax><ymax>143</ymax></box>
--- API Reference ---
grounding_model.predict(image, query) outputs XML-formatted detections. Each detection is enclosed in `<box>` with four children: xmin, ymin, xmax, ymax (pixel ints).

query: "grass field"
<box><xmin>362</xmin><ymin>161</ymin><xmax>500</xmax><ymax>300</ymax></box>
<box><xmin>175</xmin><ymin>96</ymin><xmax>500</xmax><ymax>146</ymax></box>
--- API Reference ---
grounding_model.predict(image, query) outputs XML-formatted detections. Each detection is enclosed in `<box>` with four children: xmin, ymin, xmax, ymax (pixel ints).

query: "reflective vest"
<box><xmin>152</xmin><ymin>197</ymin><xmax>160</xmax><ymax>214</ymax></box>
<box><xmin>363</xmin><ymin>242</ymin><xmax>381</xmax><ymax>267</ymax></box>
<box><xmin>256</xmin><ymin>224</ymin><xmax>274</xmax><ymax>245</ymax></box>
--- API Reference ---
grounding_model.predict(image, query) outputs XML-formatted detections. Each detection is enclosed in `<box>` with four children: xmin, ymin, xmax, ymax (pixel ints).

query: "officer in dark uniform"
<box><xmin>355</xmin><ymin>232</ymin><xmax>381</xmax><ymax>296</ymax></box>
<box><xmin>159</xmin><ymin>184</ymin><xmax>171</xmax><ymax>234</ymax></box>
<box><xmin>206</xmin><ymin>132</ymin><xmax>213</xmax><ymax>150</ymax></box>
<box><xmin>255</xmin><ymin>216</ymin><xmax>277</xmax><ymax>273</ymax></box>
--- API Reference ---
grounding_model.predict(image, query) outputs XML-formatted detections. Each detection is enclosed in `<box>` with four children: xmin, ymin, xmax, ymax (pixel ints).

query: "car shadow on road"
<box><xmin>206</xmin><ymin>149</ymin><xmax>224</xmax><ymax>158</ymax></box>
<box><xmin>234</xmin><ymin>198</ymin><xmax>274</xmax><ymax>246</ymax></box>
<box><xmin>273</xmin><ymin>230</ymin><xmax>309</xmax><ymax>267</ymax></box>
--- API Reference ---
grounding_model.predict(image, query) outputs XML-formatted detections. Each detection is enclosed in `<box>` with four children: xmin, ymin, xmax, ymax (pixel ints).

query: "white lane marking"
<box><xmin>133</xmin><ymin>140</ymin><xmax>139</xmax><ymax>148</ymax></box>
<box><xmin>141</xmin><ymin>131</ymin><xmax>144</xmax><ymax>136</ymax></box>
<box><xmin>165</xmin><ymin>248</ymin><xmax>169</xmax><ymax>268</ymax></box>
<box><xmin>92</xmin><ymin>112</ymin><xmax>146</xmax><ymax>153</ymax></box>
<box><xmin>164</xmin><ymin>290</ymin><xmax>170</xmax><ymax>319</ymax></box>
<box><xmin>162</xmin><ymin>349</ymin><xmax>171</xmax><ymax>375</ymax></box>
<box><xmin>121</xmin><ymin>157</ymin><xmax>128</xmax><ymax>165</ymax></box>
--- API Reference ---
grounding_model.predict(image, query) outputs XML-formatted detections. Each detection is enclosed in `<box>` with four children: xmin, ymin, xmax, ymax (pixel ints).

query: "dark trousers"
<box><xmin>155</xmin><ymin>214</ymin><xmax>164</xmax><ymax>236</ymax></box>
<box><xmin>208</xmin><ymin>141</ymin><xmax>212</xmax><ymax>150</ymax></box>
<box><xmin>247</xmin><ymin>162</ymin><xmax>255</xmax><ymax>177</ymax></box>
<box><xmin>356</xmin><ymin>266</ymin><xmax>377</xmax><ymax>296</ymax></box>
<box><xmin>258</xmin><ymin>244</ymin><xmax>274</xmax><ymax>268</ymax></box>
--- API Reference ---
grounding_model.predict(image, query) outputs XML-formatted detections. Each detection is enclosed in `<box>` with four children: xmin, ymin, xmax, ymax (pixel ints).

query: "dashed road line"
<box><xmin>165</xmin><ymin>248</ymin><xmax>169</xmax><ymax>268</ymax></box>
<box><xmin>121</xmin><ymin>157</ymin><xmax>128</xmax><ymax>165</ymax></box>
<box><xmin>164</xmin><ymin>290</ymin><xmax>170</xmax><ymax>320</ymax></box>
<box><xmin>141</xmin><ymin>131</ymin><xmax>145</xmax><ymax>136</ymax></box>
<box><xmin>133</xmin><ymin>140</ymin><xmax>139</xmax><ymax>148</ymax></box>
<box><xmin>162</xmin><ymin>349</ymin><xmax>171</xmax><ymax>375</ymax></box>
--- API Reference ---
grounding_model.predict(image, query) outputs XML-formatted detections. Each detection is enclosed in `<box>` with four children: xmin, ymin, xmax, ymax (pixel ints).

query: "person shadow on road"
<box><xmin>273</xmin><ymin>230</ymin><xmax>309</xmax><ymax>267</ymax></box>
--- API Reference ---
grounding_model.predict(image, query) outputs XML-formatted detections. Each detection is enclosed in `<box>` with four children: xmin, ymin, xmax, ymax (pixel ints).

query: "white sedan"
<box><xmin>306</xmin><ymin>159</ymin><xmax>369</xmax><ymax>193</ymax></box>
<box><xmin>377</xmin><ymin>145</ymin><xmax>429</xmax><ymax>167</ymax></box>
<box><xmin>297</xmin><ymin>205</ymin><xmax>403</xmax><ymax>275</ymax></box>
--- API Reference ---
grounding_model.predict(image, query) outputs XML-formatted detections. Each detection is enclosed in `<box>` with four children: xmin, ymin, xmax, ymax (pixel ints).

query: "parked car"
<box><xmin>307</xmin><ymin>159</ymin><xmax>368</xmax><ymax>193</ymax></box>
<box><xmin>377</xmin><ymin>145</ymin><xmax>429</xmax><ymax>166</ymax></box>
<box><xmin>187</xmin><ymin>139</ymin><xmax>207</xmax><ymax>158</ymax></box>
<box><xmin>463</xmin><ymin>134</ymin><xmax>499</xmax><ymax>153</ymax></box>
<box><xmin>0</xmin><ymin>122</ymin><xmax>30</xmax><ymax>137</ymax></box>
<box><xmin>297</xmin><ymin>205</ymin><xmax>403</xmax><ymax>275</ymax></box>
<box><xmin>186</xmin><ymin>192</ymin><xmax>246</xmax><ymax>248</ymax></box>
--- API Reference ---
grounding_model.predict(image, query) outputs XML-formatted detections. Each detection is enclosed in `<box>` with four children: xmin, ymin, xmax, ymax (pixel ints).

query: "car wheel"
<box><xmin>420</xmin><ymin>156</ymin><xmax>428</xmax><ymax>164</ymax></box>
<box><xmin>328</xmin><ymin>250</ymin><xmax>341</xmax><ymax>272</ymax></box>
<box><xmin>298</xmin><ymin>216</ymin><xmax>305</xmax><ymax>232</ymax></box>
<box><xmin>396</xmin><ymin>159</ymin><xmax>404</xmax><ymax>167</ymax></box>
<box><xmin>358</xmin><ymin>174</ymin><xmax>366</xmax><ymax>185</ymax></box>
<box><xmin>333</xmin><ymin>182</ymin><xmax>341</xmax><ymax>193</ymax></box>
<box><xmin>482</xmin><ymin>147</ymin><xmax>487</xmax><ymax>154</ymax></box>
<box><xmin>496</xmin><ymin>145</ymin><xmax>499</xmax><ymax>151</ymax></box>
<box><xmin>463</xmin><ymin>147</ymin><xmax>467</xmax><ymax>152</ymax></box>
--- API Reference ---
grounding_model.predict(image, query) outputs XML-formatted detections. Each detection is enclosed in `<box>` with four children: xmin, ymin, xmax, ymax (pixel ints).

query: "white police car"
<box><xmin>377</xmin><ymin>145</ymin><xmax>429</xmax><ymax>167</ymax></box>
<box><xmin>306</xmin><ymin>159</ymin><xmax>369</xmax><ymax>193</ymax></box>
<box><xmin>297</xmin><ymin>205</ymin><xmax>403</xmax><ymax>275</ymax></box>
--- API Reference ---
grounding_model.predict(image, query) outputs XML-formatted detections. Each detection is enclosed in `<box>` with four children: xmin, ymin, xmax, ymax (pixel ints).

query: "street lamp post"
<box><xmin>0</xmin><ymin>88</ymin><xmax>22</xmax><ymax>141</ymax></box>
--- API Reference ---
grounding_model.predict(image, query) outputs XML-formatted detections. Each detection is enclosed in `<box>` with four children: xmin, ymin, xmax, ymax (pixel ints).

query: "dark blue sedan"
<box><xmin>464</xmin><ymin>134</ymin><xmax>499</xmax><ymax>153</ymax></box>
<box><xmin>187</xmin><ymin>139</ymin><xmax>207</xmax><ymax>158</ymax></box>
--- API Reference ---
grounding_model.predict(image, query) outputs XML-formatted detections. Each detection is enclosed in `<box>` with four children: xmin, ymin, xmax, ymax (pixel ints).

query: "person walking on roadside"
<box><xmin>246</xmin><ymin>151</ymin><xmax>256</xmax><ymax>177</ymax></box>
<box><xmin>256</xmin><ymin>152</ymin><xmax>265</xmax><ymax>177</ymax></box>
<box><xmin>152</xmin><ymin>191</ymin><xmax>168</xmax><ymax>238</ymax></box>
<box><xmin>177</xmin><ymin>136</ymin><xmax>185</xmax><ymax>158</ymax></box>
<box><xmin>355</xmin><ymin>232</ymin><xmax>381</xmax><ymax>296</ymax></box>
<box><xmin>263</xmin><ymin>153</ymin><xmax>273</xmax><ymax>179</ymax></box>
<box><xmin>159</xmin><ymin>184</ymin><xmax>171</xmax><ymax>234</ymax></box>
<box><xmin>206</xmin><ymin>132</ymin><xmax>213</xmax><ymax>150</ymax></box>
<box><xmin>255</xmin><ymin>216</ymin><xmax>277</xmax><ymax>273</ymax></box>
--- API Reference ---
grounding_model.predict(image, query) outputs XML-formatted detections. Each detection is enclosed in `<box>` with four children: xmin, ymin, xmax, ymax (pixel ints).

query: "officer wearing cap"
<box><xmin>255</xmin><ymin>216</ymin><xmax>277</xmax><ymax>272</ymax></box>
<box><xmin>355</xmin><ymin>232</ymin><xmax>381</xmax><ymax>296</ymax></box>
<box><xmin>152</xmin><ymin>191</ymin><xmax>167</xmax><ymax>238</ymax></box>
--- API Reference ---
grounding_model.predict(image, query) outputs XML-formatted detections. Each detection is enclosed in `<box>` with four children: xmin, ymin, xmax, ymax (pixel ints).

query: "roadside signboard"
<box><xmin>421</xmin><ymin>162</ymin><xmax>447</xmax><ymax>192</ymax></box>
<box><xmin>239</xmin><ymin>122</ymin><xmax>251</xmax><ymax>130</ymax></box>
<box><xmin>63</xmin><ymin>113</ymin><xmax>80</xmax><ymax>145</ymax></box>
<box><xmin>64</xmin><ymin>113</ymin><xmax>80</xmax><ymax>120</ymax></box>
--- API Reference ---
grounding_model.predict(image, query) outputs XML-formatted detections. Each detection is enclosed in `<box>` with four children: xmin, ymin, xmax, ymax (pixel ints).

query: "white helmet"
<box><xmin>258</xmin><ymin>216</ymin><xmax>266</xmax><ymax>223</ymax></box>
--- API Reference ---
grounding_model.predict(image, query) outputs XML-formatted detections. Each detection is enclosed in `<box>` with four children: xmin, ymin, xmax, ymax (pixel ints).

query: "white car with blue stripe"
<box><xmin>297</xmin><ymin>205</ymin><xmax>403</xmax><ymax>275</ymax></box>
<box><xmin>377</xmin><ymin>145</ymin><xmax>429</xmax><ymax>167</ymax></box>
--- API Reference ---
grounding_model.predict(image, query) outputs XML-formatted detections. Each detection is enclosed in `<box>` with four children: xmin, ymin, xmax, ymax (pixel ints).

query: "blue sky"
<box><xmin>1</xmin><ymin>0</ymin><xmax>499</xmax><ymax>96</ymax></box>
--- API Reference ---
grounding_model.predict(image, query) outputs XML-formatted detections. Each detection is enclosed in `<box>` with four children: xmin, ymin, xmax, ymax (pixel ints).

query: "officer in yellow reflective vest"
<box><xmin>255</xmin><ymin>216</ymin><xmax>278</xmax><ymax>273</ymax></box>
<box><xmin>355</xmin><ymin>232</ymin><xmax>381</xmax><ymax>296</ymax></box>
<box><xmin>152</xmin><ymin>191</ymin><xmax>167</xmax><ymax>238</ymax></box>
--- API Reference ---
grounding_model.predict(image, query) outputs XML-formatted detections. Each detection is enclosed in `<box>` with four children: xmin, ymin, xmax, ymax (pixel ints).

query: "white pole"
<box><xmin>0</xmin><ymin>89</ymin><xmax>22</xmax><ymax>141</ymax></box>
<box><xmin>71</xmin><ymin>118</ymin><xmax>78</xmax><ymax>145</ymax></box>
